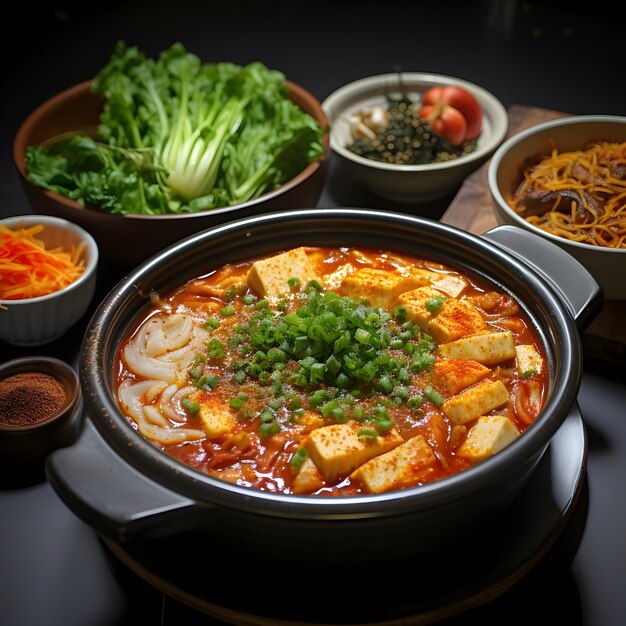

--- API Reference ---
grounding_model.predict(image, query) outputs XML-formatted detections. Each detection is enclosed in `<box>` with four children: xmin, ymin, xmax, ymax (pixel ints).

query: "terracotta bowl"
<box><xmin>14</xmin><ymin>80</ymin><xmax>330</xmax><ymax>272</ymax></box>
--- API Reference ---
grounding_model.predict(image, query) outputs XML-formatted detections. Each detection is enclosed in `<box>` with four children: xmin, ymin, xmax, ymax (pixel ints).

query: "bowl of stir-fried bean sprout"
<box><xmin>488</xmin><ymin>115</ymin><xmax>626</xmax><ymax>301</ymax></box>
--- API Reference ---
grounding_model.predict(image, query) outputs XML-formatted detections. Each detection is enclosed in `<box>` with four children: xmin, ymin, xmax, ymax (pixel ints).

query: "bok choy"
<box><xmin>25</xmin><ymin>42</ymin><xmax>326</xmax><ymax>215</ymax></box>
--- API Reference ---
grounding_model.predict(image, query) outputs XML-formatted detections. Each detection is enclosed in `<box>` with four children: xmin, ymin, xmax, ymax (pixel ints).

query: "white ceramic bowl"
<box><xmin>0</xmin><ymin>215</ymin><xmax>99</xmax><ymax>346</ymax></box>
<box><xmin>488</xmin><ymin>115</ymin><xmax>626</xmax><ymax>301</ymax></box>
<box><xmin>321</xmin><ymin>72</ymin><xmax>508</xmax><ymax>204</ymax></box>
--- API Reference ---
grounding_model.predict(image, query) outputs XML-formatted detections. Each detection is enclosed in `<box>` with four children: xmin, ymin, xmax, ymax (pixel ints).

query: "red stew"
<box><xmin>114</xmin><ymin>246</ymin><xmax>548</xmax><ymax>496</ymax></box>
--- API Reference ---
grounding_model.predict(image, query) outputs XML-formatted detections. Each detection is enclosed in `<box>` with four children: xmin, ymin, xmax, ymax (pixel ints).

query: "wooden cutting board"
<box><xmin>440</xmin><ymin>104</ymin><xmax>626</xmax><ymax>369</ymax></box>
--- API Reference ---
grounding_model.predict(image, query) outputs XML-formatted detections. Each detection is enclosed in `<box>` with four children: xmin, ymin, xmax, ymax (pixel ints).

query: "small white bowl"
<box><xmin>488</xmin><ymin>115</ymin><xmax>626</xmax><ymax>301</ymax></box>
<box><xmin>0</xmin><ymin>214</ymin><xmax>99</xmax><ymax>345</ymax></box>
<box><xmin>322</xmin><ymin>72</ymin><xmax>508</xmax><ymax>204</ymax></box>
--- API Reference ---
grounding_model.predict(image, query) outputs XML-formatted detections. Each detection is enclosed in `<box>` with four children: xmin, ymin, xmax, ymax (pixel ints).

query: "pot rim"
<box><xmin>80</xmin><ymin>207</ymin><xmax>582</xmax><ymax>518</ymax></box>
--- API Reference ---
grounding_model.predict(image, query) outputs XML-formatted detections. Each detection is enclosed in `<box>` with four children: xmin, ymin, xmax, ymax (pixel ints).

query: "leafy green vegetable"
<box><xmin>25</xmin><ymin>41</ymin><xmax>326</xmax><ymax>215</ymax></box>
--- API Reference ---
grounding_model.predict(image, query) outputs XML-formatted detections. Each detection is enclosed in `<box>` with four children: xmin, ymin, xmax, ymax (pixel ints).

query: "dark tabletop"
<box><xmin>1</xmin><ymin>2</ymin><xmax>625</xmax><ymax>625</ymax></box>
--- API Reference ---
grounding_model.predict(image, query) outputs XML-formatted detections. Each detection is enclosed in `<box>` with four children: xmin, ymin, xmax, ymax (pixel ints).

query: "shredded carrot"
<box><xmin>510</xmin><ymin>141</ymin><xmax>626</xmax><ymax>248</ymax></box>
<box><xmin>0</xmin><ymin>222</ymin><xmax>86</xmax><ymax>300</ymax></box>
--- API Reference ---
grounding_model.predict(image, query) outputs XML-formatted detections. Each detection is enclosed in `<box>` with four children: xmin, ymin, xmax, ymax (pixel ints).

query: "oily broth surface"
<box><xmin>114</xmin><ymin>246</ymin><xmax>547</xmax><ymax>496</ymax></box>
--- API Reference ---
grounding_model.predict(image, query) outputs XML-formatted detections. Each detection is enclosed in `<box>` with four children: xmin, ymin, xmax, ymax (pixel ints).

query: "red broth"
<box><xmin>114</xmin><ymin>246</ymin><xmax>548</xmax><ymax>496</ymax></box>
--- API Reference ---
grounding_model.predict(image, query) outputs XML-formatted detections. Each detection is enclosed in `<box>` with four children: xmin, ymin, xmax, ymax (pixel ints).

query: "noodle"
<box><xmin>509</xmin><ymin>141</ymin><xmax>626</xmax><ymax>248</ymax></box>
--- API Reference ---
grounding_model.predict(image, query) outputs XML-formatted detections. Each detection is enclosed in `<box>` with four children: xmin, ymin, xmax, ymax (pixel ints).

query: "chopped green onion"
<box><xmin>309</xmin><ymin>389</ymin><xmax>330</xmax><ymax>406</ymax></box>
<box><xmin>260</xmin><ymin>409</ymin><xmax>275</xmax><ymax>423</ymax></box>
<box><xmin>260</xmin><ymin>422</ymin><xmax>281</xmax><ymax>436</ymax></box>
<box><xmin>377</xmin><ymin>375</ymin><xmax>394</xmax><ymax>394</ymax></box>
<box><xmin>393</xmin><ymin>305</ymin><xmax>409</xmax><ymax>321</ymax></box>
<box><xmin>221</xmin><ymin>304</ymin><xmax>236</xmax><ymax>316</ymax></box>
<box><xmin>188</xmin><ymin>366</ymin><xmax>202</xmax><ymax>380</ymax></box>
<box><xmin>425</xmin><ymin>295</ymin><xmax>446</xmax><ymax>313</ymax></box>
<box><xmin>229</xmin><ymin>391</ymin><xmax>249</xmax><ymax>410</ymax></box>
<box><xmin>357</xmin><ymin>427</ymin><xmax>379</xmax><ymax>441</ymax></box>
<box><xmin>355</xmin><ymin>328</ymin><xmax>371</xmax><ymax>344</ymax></box>
<box><xmin>290</xmin><ymin>447</ymin><xmax>308</xmax><ymax>468</ymax></box>
<box><xmin>285</xmin><ymin>393</ymin><xmax>302</xmax><ymax>410</ymax></box>
<box><xmin>206</xmin><ymin>338</ymin><xmax>226</xmax><ymax>360</ymax></box>
<box><xmin>181</xmin><ymin>397</ymin><xmax>201</xmax><ymax>415</ymax></box>
<box><xmin>407</xmin><ymin>395</ymin><xmax>423</xmax><ymax>409</ymax></box>
<box><xmin>423</xmin><ymin>385</ymin><xmax>444</xmax><ymax>406</ymax></box>
<box><xmin>268</xmin><ymin>398</ymin><xmax>283</xmax><ymax>410</ymax></box>
<box><xmin>411</xmin><ymin>351</ymin><xmax>435</xmax><ymax>373</ymax></box>
<box><xmin>391</xmin><ymin>385</ymin><xmax>409</xmax><ymax>401</ymax></box>
<box><xmin>225</xmin><ymin>284</ymin><xmax>237</xmax><ymax>302</ymax></box>
<box><xmin>198</xmin><ymin>281</ymin><xmax>437</xmax><ymax>411</ymax></box>
<box><xmin>204</xmin><ymin>316</ymin><xmax>220</xmax><ymax>330</ymax></box>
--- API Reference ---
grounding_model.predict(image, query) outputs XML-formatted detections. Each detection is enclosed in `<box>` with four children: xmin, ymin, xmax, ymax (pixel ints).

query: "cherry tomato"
<box><xmin>419</xmin><ymin>103</ymin><xmax>467</xmax><ymax>146</ymax></box>
<box><xmin>420</xmin><ymin>86</ymin><xmax>483</xmax><ymax>143</ymax></box>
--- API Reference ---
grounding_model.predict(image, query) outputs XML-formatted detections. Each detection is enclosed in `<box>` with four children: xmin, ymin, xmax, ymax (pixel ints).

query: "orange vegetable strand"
<box><xmin>0</xmin><ymin>223</ymin><xmax>86</xmax><ymax>300</ymax></box>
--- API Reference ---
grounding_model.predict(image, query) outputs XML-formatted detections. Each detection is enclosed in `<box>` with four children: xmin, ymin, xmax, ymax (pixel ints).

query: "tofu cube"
<box><xmin>431</xmin><ymin>358</ymin><xmax>490</xmax><ymax>395</ymax></box>
<box><xmin>295</xmin><ymin>410</ymin><xmax>326</xmax><ymax>431</ymax></box>
<box><xmin>515</xmin><ymin>344</ymin><xmax>543</xmax><ymax>377</ymax></box>
<box><xmin>426</xmin><ymin>299</ymin><xmax>487</xmax><ymax>343</ymax></box>
<box><xmin>397</xmin><ymin>286</ymin><xmax>446</xmax><ymax>330</ymax></box>
<box><xmin>194</xmin><ymin>392</ymin><xmax>237</xmax><ymax>438</ymax></box>
<box><xmin>304</xmin><ymin>422</ymin><xmax>403</xmax><ymax>482</ymax></box>
<box><xmin>320</xmin><ymin>263</ymin><xmax>357</xmax><ymax>291</ymax></box>
<box><xmin>246</xmin><ymin>247</ymin><xmax>319</xmax><ymax>298</ymax></box>
<box><xmin>292</xmin><ymin>457</ymin><xmax>324</xmax><ymax>494</ymax></box>
<box><xmin>438</xmin><ymin>331</ymin><xmax>516</xmax><ymax>365</ymax></box>
<box><xmin>457</xmin><ymin>415</ymin><xmax>521</xmax><ymax>462</ymax></box>
<box><xmin>340</xmin><ymin>268</ymin><xmax>427</xmax><ymax>311</ymax></box>
<box><xmin>441</xmin><ymin>380</ymin><xmax>510</xmax><ymax>425</ymax></box>
<box><xmin>431</xmin><ymin>274</ymin><xmax>467</xmax><ymax>298</ymax></box>
<box><xmin>351</xmin><ymin>434</ymin><xmax>436</xmax><ymax>493</ymax></box>
<box><xmin>409</xmin><ymin>267</ymin><xmax>443</xmax><ymax>284</ymax></box>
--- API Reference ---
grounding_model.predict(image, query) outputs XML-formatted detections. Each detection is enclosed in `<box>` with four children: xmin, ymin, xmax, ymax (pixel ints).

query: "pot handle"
<box><xmin>45</xmin><ymin>418</ymin><xmax>213</xmax><ymax>543</ymax></box>
<box><xmin>482</xmin><ymin>225</ymin><xmax>603</xmax><ymax>331</ymax></box>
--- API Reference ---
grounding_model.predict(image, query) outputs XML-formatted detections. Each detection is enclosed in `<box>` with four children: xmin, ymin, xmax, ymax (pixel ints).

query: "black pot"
<box><xmin>46</xmin><ymin>208</ymin><xmax>602</xmax><ymax>565</ymax></box>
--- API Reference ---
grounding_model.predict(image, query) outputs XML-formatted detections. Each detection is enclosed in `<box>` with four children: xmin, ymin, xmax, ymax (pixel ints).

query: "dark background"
<box><xmin>2</xmin><ymin>0</ymin><xmax>623</xmax><ymax>214</ymax></box>
<box><xmin>1</xmin><ymin>2</ymin><xmax>625</xmax><ymax>626</ymax></box>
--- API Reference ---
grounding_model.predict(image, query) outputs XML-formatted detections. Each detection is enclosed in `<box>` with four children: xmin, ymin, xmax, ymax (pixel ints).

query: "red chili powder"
<box><xmin>0</xmin><ymin>372</ymin><xmax>67</xmax><ymax>426</ymax></box>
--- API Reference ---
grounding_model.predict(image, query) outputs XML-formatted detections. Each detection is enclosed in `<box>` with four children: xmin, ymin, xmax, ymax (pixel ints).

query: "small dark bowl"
<box><xmin>13</xmin><ymin>80</ymin><xmax>330</xmax><ymax>271</ymax></box>
<box><xmin>0</xmin><ymin>356</ymin><xmax>82</xmax><ymax>462</ymax></box>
